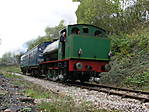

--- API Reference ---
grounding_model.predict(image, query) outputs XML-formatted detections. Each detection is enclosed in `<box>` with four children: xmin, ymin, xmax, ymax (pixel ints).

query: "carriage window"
<box><xmin>71</xmin><ymin>27</ymin><xmax>80</xmax><ymax>34</ymax></box>
<box><xmin>83</xmin><ymin>28</ymin><xmax>89</xmax><ymax>33</ymax></box>
<box><xmin>94</xmin><ymin>30</ymin><xmax>102</xmax><ymax>36</ymax></box>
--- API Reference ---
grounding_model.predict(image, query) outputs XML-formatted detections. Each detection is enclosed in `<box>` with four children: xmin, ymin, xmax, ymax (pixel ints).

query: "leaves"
<box><xmin>99</xmin><ymin>27</ymin><xmax>149</xmax><ymax>89</ymax></box>
<box><xmin>0</xmin><ymin>52</ymin><xmax>18</xmax><ymax>65</ymax></box>
<box><xmin>74</xmin><ymin>0</ymin><xmax>149</xmax><ymax>33</ymax></box>
<box><xmin>125</xmin><ymin>72</ymin><xmax>149</xmax><ymax>88</ymax></box>
<box><xmin>26</xmin><ymin>36</ymin><xmax>51</xmax><ymax>51</ymax></box>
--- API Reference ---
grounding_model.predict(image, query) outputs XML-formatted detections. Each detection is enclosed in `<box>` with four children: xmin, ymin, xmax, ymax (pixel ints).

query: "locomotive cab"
<box><xmin>58</xmin><ymin>24</ymin><xmax>110</xmax><ymax>61</ymax></box>
<box><xmin>57</xmin><ymin>24</ymin><xmax>111</xmax><ymax>78</ymax></box>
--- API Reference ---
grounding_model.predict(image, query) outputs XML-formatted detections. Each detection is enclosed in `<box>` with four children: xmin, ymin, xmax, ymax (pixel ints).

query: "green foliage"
<box><xmin>74</xmin><ymin>0</ymin><xmax>149</xmax><ymax>33</ymax></box>
<box><xmin>0</xmin><ymin>52</ymin><xmax>15</xmax><ymax>65</ymax></box>
<box><xmin>23</xmin><ymin>88</ymin><xmax>50</xmax><ymax>99</ymax></box>
<box><xmin>26</xmin><ymin>36</ymin><xmax>51</xmax><ymax>51</ymax></box>
<box><xmin>2</xmin><ymin>73</ymin><xmax>23</xmax><ymax>79</ymax></box>
<box><xmin>124</xmin><ymin>72</ymin><xmax>149</xmax><ymax>89</ymax></box>
<box><xmin>38</xmin><ymin>100</ymin><xmax>118</xmax><ymax>112</ymax></box>
<box><xmin>0</xmin><ymin>65</ymin><xmax>21</xmax><ymax>73</ymax></box>
<box><xmin>100</xmin><ymin>26</ymin><xmax>149</xmax><ymax>90</ymax></box>
<box><xmin>0</xmin><ymin>52</ymin><xmax>22</xmax><ymax>65</ymax></box>
<box><xmin>45</xmin><ymin>20</ymin><xmax>65</xmax><ymax>39</ymax></box>
<box><xmin>38</xmin><ymin>97</ymin><xmax>76</xmax><ymax>112</ymax></box>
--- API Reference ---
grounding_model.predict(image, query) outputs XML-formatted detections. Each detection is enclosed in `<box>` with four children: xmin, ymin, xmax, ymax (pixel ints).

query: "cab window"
<box><xmin>94</xmin><ymin>30</ymin><xmax>103</xmax><ymax>37</ymax></box>
<box><xmin>71</xmin><ymin>27</ymin><xmax>80</xmax><ymax>35</ymax></box>
<box><xmin>83</xmin><ymin>28</ymin><xmax>89</xmax><ymax>33</ymax></box>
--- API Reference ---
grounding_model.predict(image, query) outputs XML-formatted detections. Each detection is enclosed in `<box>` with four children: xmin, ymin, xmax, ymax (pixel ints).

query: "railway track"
<box><xmin>14</xmin><ymin>73</ymin><xmax>149</xmax><ymax>103</ymax></box>
<box><xmin>67</xmin><ymin>82</ymin><xmax>149</xmax><ymax>103</ymax></box>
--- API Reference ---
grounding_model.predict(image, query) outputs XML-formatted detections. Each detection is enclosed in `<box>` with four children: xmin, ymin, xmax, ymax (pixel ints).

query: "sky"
<box><xmin>0</xmin><ymin>0</ymin><xmax>79</xmax><ymax>57</ymax></box>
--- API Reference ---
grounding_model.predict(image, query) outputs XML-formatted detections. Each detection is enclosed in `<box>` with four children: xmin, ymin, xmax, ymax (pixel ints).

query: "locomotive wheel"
<box><xmin>31</xmin><ymin>70</ymin><xmax>38</xmax><ymax>77</ymax></box>
<box><xmin>47</xmin><ymin>69</ymin><xmax>59</xmax><ymax>81</ymax></box>
<box><xmin>58</xmin><ymin>69</ymin><xmax>68</xmax><ymax>82</ymax></box>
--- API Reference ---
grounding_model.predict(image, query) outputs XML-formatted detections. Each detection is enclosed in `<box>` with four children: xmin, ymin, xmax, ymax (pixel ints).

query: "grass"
<box><xmin>23</xmin><ymin>87</ymin><xmax>50</xmax><ymax>99</ymax></box>
<box><xmin>3</xmin><ymin>73</ymin><xmax>23</xmax><ymax>79</ymax></box>
<box><xmin>37</xmin><ymin>99</ymin><xmax>119</xmax><ymax>112</ymax></box>
<box><xmin>124</xmin><ymin>72</ymin><xmax>149</xmax><ymax>91</ymax></box>
<box><xmin>0</xmin><ymin>65</ymin><xmax>21</xmax><ymax>73</ymax></box>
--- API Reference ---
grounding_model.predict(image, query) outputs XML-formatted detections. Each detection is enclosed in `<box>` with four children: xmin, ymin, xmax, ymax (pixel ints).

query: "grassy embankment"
<box><xmin>0</xmin><ymin>66</ymin><xmax>119</xmax><ymax>112</ymax></box>
<box><xmin>100</xmin><ymin>25</ymin><xmax>149</xmax><ymax>91</ymax></box>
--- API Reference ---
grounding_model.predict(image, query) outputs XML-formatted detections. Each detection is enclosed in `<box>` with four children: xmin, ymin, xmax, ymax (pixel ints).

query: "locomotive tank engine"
<box><xmin>20</xmin><ymin>24</ymin><xmax>111</xmax><ymax>82</ymax></box>
<box><xmin>40</xmin><ymin>24</ymin><xmax>111</xmax><ymax>82</ymax></box>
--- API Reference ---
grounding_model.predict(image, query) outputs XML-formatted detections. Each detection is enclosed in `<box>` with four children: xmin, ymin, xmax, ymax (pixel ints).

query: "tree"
<box><xmin>26</xmin><ymin>36</ymin><xmax>51</xmax><ymax>50</ymax></box>
<box><xmin>27</xmin><ymin>20</ymin><xmax>65</xmax><ymax>50</ymax></box>
<box><xmin>14</xmin><ymin>52</ymin><xmax>24</xmax><ymax>64</ymax></box>
<box><xmin>0</xmin><ymin>51</ymin><xmax>24</xmax><ymax>65</ymax></box>
<box><xmin>45</xmin><ymin>20</ymin><xmax>65</xmax><ymax>39</ymax></box>
<box><xmin>0</xmin><ymin>52</ymin><xmax>16</xmax><ymax>65</ymax></box>
<box><xmin>73</xmin><ymin>0</ymin><xmax>149</xmax><ymax>33</ymax></box>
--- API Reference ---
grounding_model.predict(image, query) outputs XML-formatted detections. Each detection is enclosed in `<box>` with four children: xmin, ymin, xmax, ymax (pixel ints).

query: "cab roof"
<box><xmin>67</xmin><ymin>24</ymin><xmax>106</xmax><ymax>33</ymax></box>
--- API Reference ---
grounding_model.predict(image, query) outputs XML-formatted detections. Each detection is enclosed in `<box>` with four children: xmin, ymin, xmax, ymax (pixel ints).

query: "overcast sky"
<box><xmin>0</xmin><ymin>0</ymin><xmax>79</xmax><ymax>57</ymax></box>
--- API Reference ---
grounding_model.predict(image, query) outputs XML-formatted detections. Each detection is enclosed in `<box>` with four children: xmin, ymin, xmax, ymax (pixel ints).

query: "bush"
<box><xmin>100</xmin><ymin>27</ymin><xmax>149</xmax><ymax>90</ymax></box>
<box><xmin>124</xmin><ymin>72</ymin><xmax>149</xmax><ymax>89</ymax></box>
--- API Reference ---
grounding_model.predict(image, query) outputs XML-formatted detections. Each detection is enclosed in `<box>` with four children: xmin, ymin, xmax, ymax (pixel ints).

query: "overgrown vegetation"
<box><xmin>124</xmin><ymin>72</ymin><xmax>149</xmax><ymax>90</ymax></box>
<box><xmin>100</xmin><ymin>26</ymin><xmax>149</xmax><ymax>90</ymax></box>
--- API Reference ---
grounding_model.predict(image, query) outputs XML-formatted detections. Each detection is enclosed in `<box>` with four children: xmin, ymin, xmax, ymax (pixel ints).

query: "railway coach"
<box><xmin>20</xmin><ymin>42</ymin><xmax>51</xmax><ymax>76</ymax></box>
<box><xmin>20</xmin><ymin>24</ymin><xmax>111</xmax><ymax>82</ymax></box>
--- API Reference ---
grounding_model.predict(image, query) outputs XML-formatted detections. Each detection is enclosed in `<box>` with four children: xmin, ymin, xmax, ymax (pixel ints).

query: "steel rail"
<box><xmin>68</xmin><ymin>82</ymin><xmax>149</xmax><ymax>103</ymax></box>
<box><xmin>15</xmin><ymin>72</ymin><xmax>149</xmax><ymax>103</ymax></box>
<box><xmin>83</xmin><ymin>82</ymin><xmax>149</xmax><ymax>95</ymax></box>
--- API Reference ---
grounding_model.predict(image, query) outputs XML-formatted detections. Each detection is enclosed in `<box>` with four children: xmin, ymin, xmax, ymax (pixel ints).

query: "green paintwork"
<box><xmin>65</xmin><ymin>35</ymin><xmax>110</xmax><ymax>60</ymax></box>
<box><xmin>58</xmin><ymin>24</ymin><xmax>110</xmax><ymax>61</ymax></box>
<box><xmin>67</xmin><ymin>24</ymin><xmax>106</xmax><ymax>37</ymax></box>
